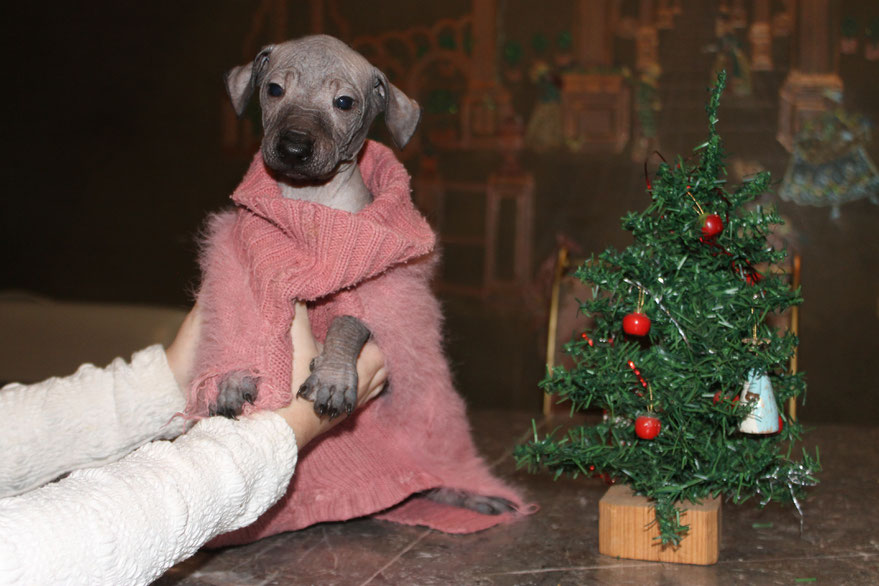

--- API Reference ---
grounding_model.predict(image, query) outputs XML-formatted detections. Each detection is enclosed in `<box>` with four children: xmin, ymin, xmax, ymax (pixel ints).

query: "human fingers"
<box><xmin>166</xmin><ymin>303</ymin><xmax>203</xmax><ymax>393</ymax></box>
<box><xmin>290</xmin><ymin>302</ymin><xmax>319</xmax><ymax>390</ymax></box>
<box><xmin>356</xmin><ymin>341</ymin><xmax>387</xmax><ymax>406</ymax></box>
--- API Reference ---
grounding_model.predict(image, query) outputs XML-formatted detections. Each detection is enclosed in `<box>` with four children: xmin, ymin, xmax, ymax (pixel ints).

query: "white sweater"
<box><xmin>0</xmin><ymin>346</ymin><xmax>298</xmax><ymax>585</ymax></box>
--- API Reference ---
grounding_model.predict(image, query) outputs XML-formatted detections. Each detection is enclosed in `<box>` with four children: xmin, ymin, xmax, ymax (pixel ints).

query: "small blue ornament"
<box><xmin>738</xmin><ymin>370</ymin><xmax>780</xmax><ymax>434</ymax></box>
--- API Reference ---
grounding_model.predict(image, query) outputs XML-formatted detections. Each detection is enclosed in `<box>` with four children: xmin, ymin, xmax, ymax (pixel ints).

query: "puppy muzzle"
<box><xmin>277</xmin><ymin>130</ymin><xmax>314</xmax><ymax>165</ymax></box>
<box><xmin>264</xmin><ymin>131</ymin><xmax>338</xmax><ymax>181</ymax></box>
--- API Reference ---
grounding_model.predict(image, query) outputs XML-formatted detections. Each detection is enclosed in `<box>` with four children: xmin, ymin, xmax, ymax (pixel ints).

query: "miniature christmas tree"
<box><xmin>516</xmin><ymin>71</ymin><xmax>819</xmax><ymax>546</ymax></box>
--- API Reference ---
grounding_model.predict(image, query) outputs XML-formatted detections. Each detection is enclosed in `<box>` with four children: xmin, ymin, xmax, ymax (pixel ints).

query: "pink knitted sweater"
<box><xmin>189</xmin><ymin>141</ymin><xmax>527</xmax><ymax>545</ymax></box>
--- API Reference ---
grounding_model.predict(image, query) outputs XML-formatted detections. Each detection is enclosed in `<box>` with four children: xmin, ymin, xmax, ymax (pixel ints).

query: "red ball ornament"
<box><xmin>635</xmin><ymin>415</ymin><xmax>661</xmax><ymax>440</ymax></box>
<box><xmin>700</xmin><ymin>213</ymin><xmax>724</xmax><ymax>239</ymax></box>
<box><xmin>623</xmin><ymin>312</ymin><xmax>651</xmax><ymax>336</ymax></box>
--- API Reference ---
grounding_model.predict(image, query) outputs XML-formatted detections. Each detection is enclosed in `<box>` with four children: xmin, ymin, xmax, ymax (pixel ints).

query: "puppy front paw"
<box><xmin>296</xmin><ymin>356</ymin><xmax>358</xmax><ymax>419</ymax></box>
<box><xmin>211</xmin><ymin>371</ymin><xmax>259</xmax><ymax>418</ymax></box>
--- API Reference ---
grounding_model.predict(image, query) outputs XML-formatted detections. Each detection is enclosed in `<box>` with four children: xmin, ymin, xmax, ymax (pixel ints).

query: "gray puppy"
<box><xmin>216</xmin><ymin>35</ymin><xmax>419</xmax><ymax>419</ymax></box>
<box><xmin>216</xmin><ymin>35</ymin><xmax>514</xmax><ymax>515</ymax></box>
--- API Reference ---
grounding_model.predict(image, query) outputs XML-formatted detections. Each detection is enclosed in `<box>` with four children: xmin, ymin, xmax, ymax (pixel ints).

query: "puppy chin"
<box><xmin>263</xmin><ymin>153</ymin><xmax>338</xmax><ymax>184</ymax></box>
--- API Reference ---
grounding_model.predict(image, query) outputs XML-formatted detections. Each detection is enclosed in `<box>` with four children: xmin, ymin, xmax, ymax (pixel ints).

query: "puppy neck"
<box><xmin>277</xmin><ymin>160</ymin><xmax>372</xmax><ymax>213</ymax></box>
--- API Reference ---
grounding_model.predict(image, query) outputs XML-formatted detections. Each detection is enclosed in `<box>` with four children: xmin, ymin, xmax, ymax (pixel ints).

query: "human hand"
<box><xmin>165</xmin><ymin>303</ymin><xmax>203</xmax><ymax>396</ymax></box>
<box><xmin>274</xmin><ymin>303</ymin><xmax>386</xmax><ymax>449</ymax></box>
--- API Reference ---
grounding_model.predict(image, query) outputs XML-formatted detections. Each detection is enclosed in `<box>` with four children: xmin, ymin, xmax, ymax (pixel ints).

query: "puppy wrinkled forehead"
<box><xmin>269</xmin><ymin>35</ymin><xmax>373</xmax><ymax>84</ymax></box>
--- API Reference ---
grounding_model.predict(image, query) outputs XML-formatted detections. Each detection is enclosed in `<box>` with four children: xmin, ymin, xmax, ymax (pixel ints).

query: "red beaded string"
<box><xmin>627</xmin><ymin>360</ymin><xmax>655</xmax><ymax>411</ymax></box>
<box><xmin>627</xmin><ymin>360</ymin><xmax>648</xmax><ymax>389</ymax></box>
<box><xmin>581</xmin><ymin>333</ymin><xmax>615</xmax><ymax>347</ymax></box>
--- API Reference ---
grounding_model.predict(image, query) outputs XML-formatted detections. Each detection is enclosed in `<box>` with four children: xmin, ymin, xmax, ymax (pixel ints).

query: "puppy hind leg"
<box><xmin>424</xmin><ymin>487</ymin><xmax>517</xmax><ymax>515</ymax></box>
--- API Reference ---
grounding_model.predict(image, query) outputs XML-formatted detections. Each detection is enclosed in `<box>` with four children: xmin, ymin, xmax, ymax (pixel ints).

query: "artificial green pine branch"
<box><xmin>516</xmin><ymin>71</ymin><xmax>819</xmax><ymax>546</ymax></box>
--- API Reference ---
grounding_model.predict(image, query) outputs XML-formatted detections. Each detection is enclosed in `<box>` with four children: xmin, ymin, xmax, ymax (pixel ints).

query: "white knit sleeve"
<box><xmin>0</xmin><ymin>411</ymin><xmax>297</xmax><ymax>586</ymax></box>
<box><xmin>0</xmin><ymin>344</ymin><xmax>188</xmax><ymax>498</ymax></box>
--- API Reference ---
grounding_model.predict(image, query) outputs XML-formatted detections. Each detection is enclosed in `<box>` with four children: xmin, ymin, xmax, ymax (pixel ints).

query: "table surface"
<box><xmin>155</xmin><ymin>412</ymin><xmax>879</xmax><ymax>586</ymax></box>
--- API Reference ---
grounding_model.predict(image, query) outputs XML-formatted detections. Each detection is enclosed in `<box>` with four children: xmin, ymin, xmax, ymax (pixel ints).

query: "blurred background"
<box><xmin>1</xmin><ymin>0</ymin><xmax>877</xmax><ymax>424</ymax></box>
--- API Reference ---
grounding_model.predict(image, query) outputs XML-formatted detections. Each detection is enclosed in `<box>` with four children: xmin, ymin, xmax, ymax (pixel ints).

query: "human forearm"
<box><xmin>0</xmin><ymin>412</ymin><xmax>297</xmax><ymax>586</ymax></box>
<box><xmin>0</xmin><ymin>345</ymin><xmax>188</xmax><ymax>497</ymax></box>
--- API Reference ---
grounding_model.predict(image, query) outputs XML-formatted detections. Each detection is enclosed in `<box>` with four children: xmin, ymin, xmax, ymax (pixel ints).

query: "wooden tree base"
<box><xmin>599</xmin><ymin>485</ymin><xmax>721</xmax><ymax>565</ymax></box>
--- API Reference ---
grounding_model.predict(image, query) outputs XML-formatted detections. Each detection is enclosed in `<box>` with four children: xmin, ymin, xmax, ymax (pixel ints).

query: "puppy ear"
<box><xmin>224</xmin><ymin>46</ymin><xmax>274</xmax><ymax>117</ymax></box>
<box><xmin>375</xmin><ymin>73</ymin><xmax>421</xmax><ymax>149</ymax></box>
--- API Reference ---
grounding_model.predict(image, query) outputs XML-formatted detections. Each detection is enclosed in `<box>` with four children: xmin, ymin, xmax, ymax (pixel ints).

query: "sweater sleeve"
<box><xmin>0</xmin><ymin>411</ymin><xmax>297</xmax><ymax>586</ymax></box>
<box><xmin>0</xmin><ymin>344</ymin><xmax>188</xmax><ymax>498</ymax></box>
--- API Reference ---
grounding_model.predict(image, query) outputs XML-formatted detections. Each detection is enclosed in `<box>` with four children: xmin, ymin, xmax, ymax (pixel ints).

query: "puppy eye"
<box><xmin>334</xmin><ymin>96</ymin><xmax>355</xmax><ymax>111</ymax></box>
<box><xmin>267</xmin><ymin>83</ymin><xmax>284</xmax><ymax>98</ymax></box>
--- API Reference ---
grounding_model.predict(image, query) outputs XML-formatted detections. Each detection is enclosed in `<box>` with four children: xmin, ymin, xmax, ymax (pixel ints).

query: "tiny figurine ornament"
<box><xmin>738</xmin><ymin>370</ymin><xmax>780</xmax><ymax>434</ymax></box>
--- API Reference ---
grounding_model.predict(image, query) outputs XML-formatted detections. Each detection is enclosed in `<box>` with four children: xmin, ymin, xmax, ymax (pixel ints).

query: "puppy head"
<box><xmin>225</xmin><ymin>35</ymin><xmax>421</xmax><ymax>181</ymax></box>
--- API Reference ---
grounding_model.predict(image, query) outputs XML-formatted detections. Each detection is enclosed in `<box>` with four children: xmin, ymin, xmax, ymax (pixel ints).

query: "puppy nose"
<box><xmin>278</xmin><ymin>130</ymin><xmax>314</xmax><ymax>163</ymax></box>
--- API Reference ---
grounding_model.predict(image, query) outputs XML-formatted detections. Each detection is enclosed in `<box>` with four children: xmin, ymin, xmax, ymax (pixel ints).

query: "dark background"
<box><xmin>2</xmin><ymin>1</ymin><xmax>877</xmax><ymax>423</ymax></box>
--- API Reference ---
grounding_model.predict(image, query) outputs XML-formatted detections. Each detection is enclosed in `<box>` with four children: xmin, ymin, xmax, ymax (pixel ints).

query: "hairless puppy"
<box><xmin>214</xmin><ymin>35</ymin><xmax>419</xmax><ymax>420</ymax></box>
<box><xmin>217</xmin><ymin>35</ymin><xmax>514</xmax><ymax>515</ymax></box>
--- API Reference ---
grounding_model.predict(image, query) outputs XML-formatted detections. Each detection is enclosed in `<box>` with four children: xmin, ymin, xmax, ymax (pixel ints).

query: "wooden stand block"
<box><xmin>599</xmin><ymin>485</ymin><xmax>721</xmax><ymax>565</ymax></box>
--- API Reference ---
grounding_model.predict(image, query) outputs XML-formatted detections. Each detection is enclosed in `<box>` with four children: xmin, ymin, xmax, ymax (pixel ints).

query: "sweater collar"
<box><xmin>229</xmin><ymin>140</ymin><xmax>436</xmax><ymax>300</ymax></box>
